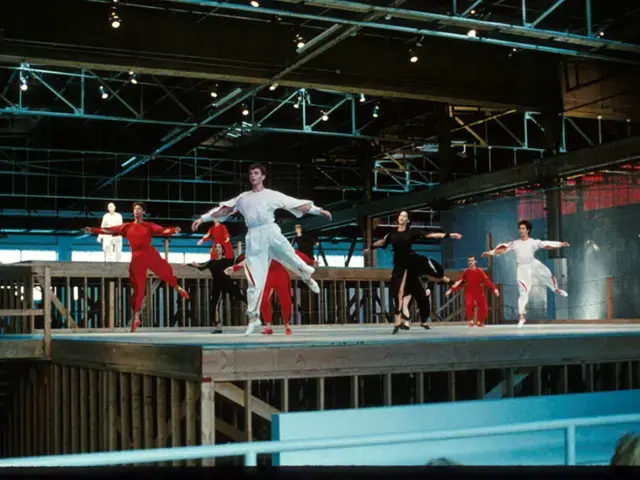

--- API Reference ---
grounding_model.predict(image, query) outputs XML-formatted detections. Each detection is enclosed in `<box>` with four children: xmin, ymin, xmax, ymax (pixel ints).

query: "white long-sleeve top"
<box><xmin>486</xmin><ymin>238</ymin><xmax>565</xmax><ymax>266</ymax></box>
<box><xmin>98</xmin><ymin>212</ymin><xmax>123</xmax><ymax>241</ymax></box>
<box><xmin>200</xmin><ymin>189</ymin><xmax>316</xmax><ymax>229</ymax></box>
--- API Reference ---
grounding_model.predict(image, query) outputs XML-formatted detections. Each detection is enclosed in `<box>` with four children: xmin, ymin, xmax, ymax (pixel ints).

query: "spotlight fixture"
<box><xmin>19</xmin><ymin>73</ymin><xmax>28</xmax><ymax>92</ymax></box>
<box><xmin>409</xmin><ymin>50</ymin><xmax>418</xmax><ymax>63</ymax></box>
<box><xmin>99</xmin><ymin>86</ymin><xmax>108</xmax><ymax>99</ymax></box>
<box><xmin>250</xmin><ymin>0</ymin><xmax>260</xmax><ymax>6</ymax></box>
<box><xmin>109</xmin><ymin>9</ymin><xmax>121</xmax><ymax>28</ymax></box>
<box><xmin>467</xmin><ymin>29</ymin><xmax>477</xmax><ymax>37</ymax></box>
<box><xmin>210</xmin><ymin>84</ymin><xmax>219</xmax><ymax>98</ymax></box>
<box><xmin>242</xmin><ymin>105</ymin><xmax>250</xmax><ymax>116</ymax></box>
<box><xmin>321</xmin><ymin>111</ymin><xmax>329</xmax><ymax>122</ymax></box>
<box><xmin>293</xmin><ymin>98</ymin><xmax>300</xmax><ymax>109</ymax></box>
<box><xmin>129</xmin><ymin>71</ymin><xmax>138</xmax><ymax>84</ymax></box>
<box><xmin>373</xmin><ymin>105</ymin><xmax>380</xmax><ymax>118</ymax></box>
<box><xmin>294</xmin><ymin>34</ymin><xmax>305</xmax><ymax>49</ymax></box>
<box><xmin>598</xmin><ymin>30</ymin><xmax>604</xmax><ymax>37</ymax></box>
<box><xmin>470</xmin><ymin>9</ymin><xmax>476</xmax><ymax>15</ymax></box>
<box><xmin>269</xmin><ymin>83</ymin><xmax>278</xmax><ymax>91</ymax></box>
<box><xmin>359</xmin><ymin>93</ymin><xmax>366</xmax><ymax>103</ymax></box>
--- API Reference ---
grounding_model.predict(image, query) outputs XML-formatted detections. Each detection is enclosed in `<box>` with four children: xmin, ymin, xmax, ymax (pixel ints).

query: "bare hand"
<box><xmin>450</xmin><ymin>233</ymin><xmax>462</xmax><ymax>240</ymax></box>
<box><xmin>321</xmin><ymin>209</ymin><xmax>332</xmax><ymax>220</ymax></box>
<box><xmin>494</xmin><ymin>289</ymin><xmax>500</xmax><ymax>297</ymax></box>
<box><xmin>445</xmin><ymin>289</ymin><xmax>452</xmax><ymax>297</ymax></box>
<box><xmin>561</xmin><ymin>241</ymin><xmax>570</xmax><ymax>247</ymax></box>
<box><xmin>224</xmin><ymin>267</ymin><xmax>233</xmax><ymax>276</ymax></box>
<box><xmin>197</xmin><ymin>239</ymin><xmax>204</xmax><ymax>246</ymax></box>
<box><xmin>191</xmin><ymin>218</ymin><xmax>203</xmax><ymax>232</ymax></box>
<box><xmin>83</xmin><ymin>227</ymin><xmax>92</xmax><ymax>234</ymax></box>
<box><xmin>175</xmin><ymin>227</ymin><xmax>181</xmax><ymax>234</ymax></box>
<box><xmin>481</xmin><ymin>251</ymin><xmax>490</xmax><ymax>257</ymax></box>
<box><xmin>363</xmin><ymin>248</ymin><xmax>370</xmax><ymax>254</ymax></box>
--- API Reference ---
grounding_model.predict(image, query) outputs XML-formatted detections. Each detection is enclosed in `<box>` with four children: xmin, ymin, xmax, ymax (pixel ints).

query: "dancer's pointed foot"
<box><xmin>211</xmin><ymin>328</ymin><xmax>223</xmax><ymax>334</ymax></box>
<box><xmin>556</xmin><ymin>289</ymin><xmax>568</xmax><ymax>297</ymax></box>
<box><xmin>131</xmin><ymin>315</ymin><xmax>142</xmax><ymax>333</ymax></box>
<box><xmin>244</xmin><ymin>318</ymin><xmax>261</xmax><ymax>336</ymax></box>
<box><xmin>177</xmin><ymin>286</ymin><xmax>190</xmax><ymax>300</ymax></box>
<box><xmin>262</xmin><ymin>327</ymin><xmax>273</xmax><ymax>335</ymax></box>
<box><xmin>285</xmin><ymin>324</ymin><xmax>292</xmax><ymax>336</ymax></box>
<box><xmin>517</xmin><ymin>315</ymin><xmax>526</xmax><ymax>328</ymax></box>
<box><xmin>420</xmin><ymin>322</ymin><xmax>431</xmax><ymax>330</ymax></box>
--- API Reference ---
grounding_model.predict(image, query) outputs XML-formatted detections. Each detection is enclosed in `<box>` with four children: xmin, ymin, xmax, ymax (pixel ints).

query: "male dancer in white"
<box><xmin>482</xmin><ymin>220</ymin><xmax>569</xmax><ymax>327</ymax></box>
<box><xmin>191</xmin><ymin>163</ymin><xmax>332</xmax><ymax>335</ymax></box>
<box><xmin>98</xmin><ymin>202</ymin><xmax>123</xmax><ymax>262</ymax></box>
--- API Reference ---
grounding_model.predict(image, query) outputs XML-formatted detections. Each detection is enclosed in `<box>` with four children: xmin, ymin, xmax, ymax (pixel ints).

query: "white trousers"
<box><xmin>244</xmin><ymin>223</ymin><xmax>315</xmax><ymax>320</ymax></box>
<box><xmin>102</xmin><ymin>235</ymin><xmax>123</xmax><ymax>262</ymax></box>
<box><xmin>516</xmin><ymin>259</ymin><xmax>558</xmax><ymax>315</ymax></box>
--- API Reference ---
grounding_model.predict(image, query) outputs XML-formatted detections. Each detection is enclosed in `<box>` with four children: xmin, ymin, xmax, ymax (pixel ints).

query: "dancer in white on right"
<box><xmin>482</xmin><ymin>220</ymin><xmax>570</xmax><ymax>328</ymax></box>
<box><xmin>192</xmin><ymin>163</ymin><xmax>332</xmax><ymax>336</ymax></box>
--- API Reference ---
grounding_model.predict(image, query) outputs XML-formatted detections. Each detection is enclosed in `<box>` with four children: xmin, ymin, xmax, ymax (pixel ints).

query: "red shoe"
<box><xmin>262</xmin><ymin>327</ymin><xmax>273</xmax><ymax>335</ymax></box>
<box><xmin>285</xmin><ymin>325</ymin><xmax>292</xmax><ymax>336</ymax></box>
<box><xmin>469</xmin><ymin>321</ymin><xmax>475</xmax><ymax>327</ymax></box>
<box><xmin>131</xmin><ymin>319</ymin><xmax>142</xmax><ymax>333</ymax></box>
<box><xmin>477</xmin><ymin>322</ymin><xmax>485</xmax><ymax>328</ymax></box>
<box><xmin>178</xmin><ymin>288</ymin><xmax>190</xmax><ymax>300</ymax></box>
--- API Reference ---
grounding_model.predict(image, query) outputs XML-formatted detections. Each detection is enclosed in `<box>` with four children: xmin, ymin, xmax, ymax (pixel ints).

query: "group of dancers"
<box><xmin>84</xmin><ymin>163</ymin><xmax>571</xmax><ymax>334</ymax></box>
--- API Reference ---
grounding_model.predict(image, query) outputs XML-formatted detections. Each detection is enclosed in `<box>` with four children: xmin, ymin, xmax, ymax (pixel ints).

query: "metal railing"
<box><xmin>0</xmin><ymin>412</ymin><xmax>637</xmax><ymax>467</ymax></box>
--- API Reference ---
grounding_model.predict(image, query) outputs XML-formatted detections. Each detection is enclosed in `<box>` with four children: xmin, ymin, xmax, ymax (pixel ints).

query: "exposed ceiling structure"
<box><xmin>0</xmin><ymin>0</ymin><xmax>639</xmax><ymax>239</ymax></box>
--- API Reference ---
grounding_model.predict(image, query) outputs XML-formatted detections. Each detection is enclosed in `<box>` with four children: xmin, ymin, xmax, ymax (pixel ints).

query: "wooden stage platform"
<box><xmin>4</xmin><ymin>323</ymin><xmax>640</xmax><ymax>381</ymax></box>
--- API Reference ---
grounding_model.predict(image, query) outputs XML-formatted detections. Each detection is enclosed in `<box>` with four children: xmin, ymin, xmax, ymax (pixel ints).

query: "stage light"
<box><xmin>269</xmin><ymin>83</ymin><xmax>278</xmax><ymax>91</ymax></box>
<box><xmin>295</xmin><ymin>34</ymin><xmax>305</xmax><ymax>49</ymax></box>
<box><xmin>19</xmin><ymin>73</ymin><xmax>28</xmax><ymax>92</ymax></box>
<box><xmin>321</xmin><ymin>111</ymin><xmax>329</xmax><ymax>121</ymax></box>
<box><xmin>467</xmin><ymin>29</ymin><xmax>477</xmax><ymax>37</ymax></box>
<box><xmin>242</xmin><ymin>105</ymin><xmax>250</xmax><ymax>116</ymax></box>
<box><xmin>250</xmin><ymin>0</ymin><xmax>260</xmax><ymax>6</ymax></box>
<box><xmin>100</xmin><ymin>86</ymin><xmax>108</xmax><ymax>99</ymax></box>
<box><xmin>409</xmin><ymin>50</ymin><xmax>418</xmax><ymax>63</ymax></box>
<box><xmin>359</xmin><ymin>93</ymin><xmax>366</xmax><ymax>103</ymax></box>
<box><xmin>373</xmin><ymin>105</ymin><xmax>380</xmax><ymax>118</ymax></box>
<box><xmin>129</xmin><ymin>71</ymin><xmax>138</xmax><ymax>84</ymax></box>
<box><xmin>110</xmin><ymin>10</ymin><xmax>121</xmax><ymax>28</ymax></box>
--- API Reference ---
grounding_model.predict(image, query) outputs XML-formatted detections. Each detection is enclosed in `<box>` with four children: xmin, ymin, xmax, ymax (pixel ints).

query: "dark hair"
<box><xmin>248</xmin><ymin>163</ymin><xmax>267</xmax><ymax>176</ymax></box>
<box><xmin>467</xmin><ymin>255</ymin><xmax>476</xmax><ymax>260</ymax></box>
<box><xmin>132</xmin><ymin>201</ymin><xmax>146</xmax><ymax>211</ymax></box>
<box><xmin>611</xmin><ymin>434</ymin><xmax>640</xmax><ymax>466</ymax></box>
<box><xmin>518</xmin><ymin>220</ymin><xmax>532</xmax><ymax>233</ymax></box>
<box><xmin>295</xmin><ymin>224</ymin><xmax>303</xmax><ymax>230</ymax></box>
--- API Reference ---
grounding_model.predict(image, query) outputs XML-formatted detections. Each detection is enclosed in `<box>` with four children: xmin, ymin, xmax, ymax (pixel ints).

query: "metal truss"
<box><xmin>163</xmin><ymin>0</ymin><xmax>640</xmax><ymax>64</ymax></box>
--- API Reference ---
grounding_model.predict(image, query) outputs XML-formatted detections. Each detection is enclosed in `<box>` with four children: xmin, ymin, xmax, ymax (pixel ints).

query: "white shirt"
<box><xmin>98</xmin><ymin>212</ymin><xmax>123</xmax><ymax>240</ymax></box>
<box><xmin>494</xmin><ymin>238</ymin><xmax>564</xmax><ymax>266</ymax></box>
<box><xmin>201</xmin><ymin>189</ymin><xmax>313</xmax><ymax>229</ymax></box>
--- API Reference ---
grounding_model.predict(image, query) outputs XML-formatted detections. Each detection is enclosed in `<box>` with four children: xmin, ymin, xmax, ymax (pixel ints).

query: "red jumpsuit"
<box><xmin>450</xmin><ymin>268</ymin><xmax>497</xmax><ymax>326</ymax></box>
<box><xmin>232</xmin><ymin>250</ymin><xmax>315</xmax><ymax>330</ymax></box>
<box><xmin>202</xmin><ymin>223</ymin><xmax>234</xmax><ymax>259</ymax></box>
<box><xmin>91</xmin><ymin>222</ymin><xmax>185</xmax><ymax>313</ymax></box>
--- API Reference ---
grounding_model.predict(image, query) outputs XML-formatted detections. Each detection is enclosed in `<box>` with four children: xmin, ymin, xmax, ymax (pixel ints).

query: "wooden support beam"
<box><xmin>214</xmin><ymin>382</ymin><xmax>280</xmax><ymax>422</ymax></box>
<box><xmin>200</xmin><ymin>379</ymin><xmax>216</xmax><ymax>467</ymax></box>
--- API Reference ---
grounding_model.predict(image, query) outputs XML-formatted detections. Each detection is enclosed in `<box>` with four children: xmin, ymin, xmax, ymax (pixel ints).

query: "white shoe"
<box><xmin>517</xmin><ymin>317</ymin><xmax>526</xmax><ymax>328</ymax></box>
<box><xmin>244</xmin><ymin>318</ymin><xmax>261</xmax><ymax>336</ymax></box>
<box><xmin>556</xmin><ymin>289</ymin><xmax>568</xmax><ymax>297</ymax></box>
<box><xmin>304</xmin><ymin>277</ymin><xmax>320</xmax><ymax>294</ymax></box>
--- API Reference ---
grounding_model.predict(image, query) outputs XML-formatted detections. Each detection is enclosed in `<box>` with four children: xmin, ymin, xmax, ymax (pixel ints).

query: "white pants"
<box><xmin>102</xmin><ymin>235</ymin><xmax>123</xmax><ymax>262</ymax></box>
<box><xmin>244</xmin><ymin>223</ymin><xmax>314</xmax><ymax>320</ymax></box>
<box><xmin>517</xmin><ymin>259</ymin><xmax>558</xmax><ymax>315</ymax></box>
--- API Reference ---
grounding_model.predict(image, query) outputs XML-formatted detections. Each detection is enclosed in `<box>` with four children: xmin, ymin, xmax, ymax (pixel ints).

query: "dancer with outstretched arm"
<box><xmin>227</xmin><ymin>249</ymin><xmax>315</xmax><ymax>336</ymax></box>
<box><xmin>445</xmin><ymin>255</ymin><xmax>499</xmax><ymax>327</ymax></box>
<box><xmin>364</xmin><ymin>210</ymin><xmax>461</xmax><ymax>333</ymax></box>
<box><xmin>197</xmin><ymin>219</ymin><xmax>235</xmax><ymax>260</ymax></box>
<box><xmin>192</xmin><ymin>163</ymin><xmax>331</xmax><ymax>336</ymax></box>
<box><xmin>84</xmin><ymin>201</ymin><xmax>190</xmax><ymax>333</ymax></box>
<box><xmin>482</xmin><ymin>220</ymin><xmax>569</xmax><ymax>327</ymax></box>
<box><xmin>187</xmin><ymin>243</ymin><xmax>246</xmax><ymax>334</ymax></box>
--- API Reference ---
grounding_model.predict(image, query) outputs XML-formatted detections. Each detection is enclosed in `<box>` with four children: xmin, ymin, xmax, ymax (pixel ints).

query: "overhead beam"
<box><xmin>283</xmin><ymin>134</ymin><xmax>640</xmax><ymax>233</ymax></box>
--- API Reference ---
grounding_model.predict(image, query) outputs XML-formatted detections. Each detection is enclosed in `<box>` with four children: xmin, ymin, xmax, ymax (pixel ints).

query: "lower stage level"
<box><xmin>2</xmin><ymin>323</ymin><xmax>640</xmax><ymax>381</ymax></box>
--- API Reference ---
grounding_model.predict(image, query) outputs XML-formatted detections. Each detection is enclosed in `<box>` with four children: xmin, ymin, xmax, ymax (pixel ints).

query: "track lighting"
<box><xmin>129</xmin><ymin>71</ymin><xmax>138</xmax><ymax>84</ymax></box>
<box><xmin>269</xmin><ymin>83</ymin><xmax>278</xmax><ymax>91</ymax></box>
<box><xmin>294</xmin><ymin>34</ymin><xmax>305</xmax><ymax>49</ymax></box>
<box><xmin>100</xmin><ymin>86</ymin><xmax>108</xmax><ymax>99</ymax></box>
<box><xmin>373</xmin><ymin>105</ymin><xmax>380</xmax><ymax>118</ymax></box>
<box><xmin>19</xmin><ymin>73</ymin><xmax>28</xmax><ymax>92</ymax></box>
<box><xmin>467</xmin><ymin>29</ymin><xmax>477</xmax><ymax>37</ymax></box>
<box><xmin>409</xmin><ymin>50</ymin><xmax>418</xmax><ymax>63</ymax></box>
<box><xmin>359</xmin><ymin>93</ymin><xmax>366</xmax><ymax>103</ymax></box>
<box><xmin>242</xmin><ymin>105</ymin><xmax>250</xmax><ymax>116</ymax></box>
<box><xmin>250</xmin><ymin>0</ymin><xmax>260</xmax><ymax>6</ymax></box>
<box><xmin>210</xmin><ymin>84</ymin><xmax>219</xmax><ymax>98</ymax></box>
<box><xmin>321</xmin><ymin>111</ymin><xmax>329</xmax><ymax>122</ymax></box>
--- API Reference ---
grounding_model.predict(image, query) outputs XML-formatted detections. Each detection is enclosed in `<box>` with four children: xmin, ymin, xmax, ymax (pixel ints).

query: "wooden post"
<box><xmin>200</xmin><ymin>379</ymin><xmax>216</xmax><ymax>467</ymax></box>
<box><xmin>317</xmin><ymin>377</ymin><xmax>325</xmax><ymax>410</ymax></box>
<box><xmin>170</xmin><ymin>379</ymin><xmax>181</xmax><ymax>466</ymax></box>
<box><xmin>143</xmin><ymin>375</ymin><xmax>154</xmax><ymax>450</ymax></box>
<box><xmin>108</xmin><ymin>282</ymin><xmax>115</xmax><ymax>329</ymax></box>
<box><xmin>120</xmin><ymin>373</ymin><xmax>131</xmax><ymax>451</ymax></box>
<box><xmin>185</xmin><ymin>381</ymin><xmax>198</xmax><ymax>466</ymax></box>
<box><xmin>131</xmin><ymin>374</ymin><xmax>142</xmax><ymax>452</ymax></box>
<box><xmin>164</xmin><ymin>238</ymin><xmax>170</xmax><ymax>261</ymax></box>
<box><xmin>383</xmin><ymin>374</ymin><xmax>392</xmax><ymax>406</ymax></box>
<box><xmin>351</xmin><ymin>375</ymin><xmax>359</xmax><ymax>408</ymax></box>
<box><xmin>43</xmin><ymin>267</ymin><xmax>52</xmax><ymax>358</ymax></box>
<box><xmin>80</xmin><ymin>369</ymin><xmax>88</xmax><ymax>453</ymax></box>
<box><xmin>606</xmin><ymin>276</ymin><xmax>614</xmax><ymax>322</ymax></box>
<box><xmin>244</xmin><ymin>380</ymin><xmax>253</xmax><ymax>442</ymax></box>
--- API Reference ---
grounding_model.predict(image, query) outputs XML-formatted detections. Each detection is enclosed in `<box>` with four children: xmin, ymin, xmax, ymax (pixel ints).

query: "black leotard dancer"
<box><xmin>365</xmin><ymin>211</ymin><xmax>461</xmax><ymax>334</ymax></box>
<box><xmin>187</xmin><ymin>243</ymin><xmax>246</xmax><ymax>334</ymax></box>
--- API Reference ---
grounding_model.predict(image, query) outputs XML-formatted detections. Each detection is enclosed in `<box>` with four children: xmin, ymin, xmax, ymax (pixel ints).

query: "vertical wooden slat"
<box><xmin>20</xmin><ymin>373</ymin><xmax>26</xmax><ymax>456</ymax></box>
<box><xmin>83</xmin><ymin>277</ymin><xmax>89</xmax><ymax>328</ymax></box>
<box><xmin>65</xmin><ymin>277</ymin><xmax>71</xmax><ymax>329</ymax></box>
<box><xmin>70</xmin><ymin>367</ymin><xmax>79</xmax><ymax>453</ymax></box>
<box><xmin>120</xmin><ymin>372</ymin><xmax>131</xmax><ymax>451</ymax></box>
<box><xmin>416</xmin><ymin>372</ymin><xmax>425</xmax><ymax>403</ymax></box>
<box><xmin>143</xmin><ymin>375</ymin><xmax>154</xmax><ymax>449</ymax></box>
<box><xmin>383</xmin><ymin>374</ymin><xmax>392</xmax><ymax>406</ymax></box>
<box><xmin>100</xmin><ymin>370</ymin><xmax>108</xmax><ymax>451</ymax></box>
<box><xmin>533</xmin><ymin>366</ymin><xmax>542</xmax><ymax>396</ymax></box>
<box><xmin>626</xmin><ymin>361</ymin><xmax>634</xmax><ymax>390</ymax></box>
<box><xmin>560</xmin><ymin>365</ymin><xmax>569</xmax><ymax>394</ymax></box>
<box><xmin>131</xmin><ymin>374</ymin><xmax>142</xmax><ymax>451</ymax></box>
<box><xmin>185</xmin><ymin>381</ymin><xmax>198</xmax><ymax>466</ymax></box>
<box><xmin>244</xmin><ymin>380</ymin><xmax>253</xmax><ymax>442</ymax></box>
<box><xmin>38</xmin><ymin>367</ymin><xmax>46</xmax><ymax>455</ymax></box>
<box><xmin>170</xmin><ymin>378</ymin><xmax>182</xmax><ymax>466</ymax></box>
<box><xmin>504</xmin><ymin>368</ymin><xmax>515</xmax><ymax>398</ymax></box>
<box><xmin>117</xmin><ymin>277</ymin><xmax>123</xmax><ymax>328</ymax></box>
<box><xmin>25</xmin><ymin>370</ymin><xmax>33</xmax><ymax>456</ymax></box>
<box><xmin>351</xmin><ymin>375</ymin><xmax>359</xmax><ymax>408</ymax></box>
<box><xmin>108</xmin><ymin>281</ymin><xmax>115</xmax><ymax>329</ymax></box>
<box><xmin>448</xmin><ymin>371</ymin><xmax>456</xmax><ymax>401</ymax></box>
<box><xmin>53</xmin><ymin>365</ymin><xmax>61</xmax><ymax>454</ymax></box>
<box><xmin>80</xmin><ymin>368</ymin><xmax>88</xmax><ymax>453</ymax></box>
<box><xmin>89</xmin><ymin>369</ymin><xmax>98</xmax><ymax>453</ymax></box>
<box><xmin>46</xmin><ymin>365</ymin><xmax>52</xmax><ymax>455</ymax></box>
<box><xmin>200</xmin><ymin>380</ymin><xmax>216</xmax><ymax>467</ymax></box>
<box><xmin>180</xmin><ymin>278</ymin><xmax>186</xmax><ymax>328</ymax></box>
<box><xmin>43</xmin><ymin>267</ymin><xmax>52</xmax><ymax>357</ymax></box>
<box><xmin>61</xmin><ymin>366</ymin><xmax>70</xmax><ymax>454</ymax></box>
<box><xmin>477</xmin><ymin>369</ymin><xmax>486</xmax><ymax>399</ymax></box>
<box><xmin>156</xmin><ymin>377</ymin><xmax>167</xmax><ymax>461</ymax></box>
<box><xmin>317</xmin><ymin>377</ymin><xmax>325</xmax><ymax>410</ymax></box>
<box><xmin>108</xmin><ymin>371</ymin><xmax>118</xmax><ymax>451</ymax></box>
<box><xmin>100</xmin><ymin>277</ymin><xmax>106</xmax><ymax>328</ymax></box>
<box><xmin>281</xmin><ymin>378</ymin><xmax>289</xmax><ymax>412</ymax></box>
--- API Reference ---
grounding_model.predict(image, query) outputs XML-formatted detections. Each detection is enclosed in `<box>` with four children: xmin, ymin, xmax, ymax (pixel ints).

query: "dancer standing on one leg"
<box><xmin>227</xmin><ymin>250</ymin><xmax>315</xmax><ymax>335</ymax></box>
<box><xmin>364</xmin><ymin>211</ymin><xmax>461</xmax><ymax>334</ymax></box>
<box><xmin>482</xmin><ymin>220</ymin><xmax>569</xmax><ymax>327</ymax></box>
<box><xmin>197</xmin><ymin>219</ymin><xmax>235</xmax><ymax>260</ymax></box>
<box><xmin>445</xmin><ymin>255</ymin><xmax>499</xmax><ymax>327</ymax></box>
<box><xmin>192</xmin><ymin>163</ymin><xmax>331</xmax><ymax>336</ymax></box>
<box><xmin>187</xmin><ymin>243</ymin><xmax>246</xmax><ymax>334</ymax></box>
<box><xmin>84</xmin><ymin>201</ymin><xmax>190</xmax><ymax>333</ymax></box>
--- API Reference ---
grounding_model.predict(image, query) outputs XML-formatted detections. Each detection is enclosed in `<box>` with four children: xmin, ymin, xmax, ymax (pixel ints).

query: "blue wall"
<box><xmin>272</xmin><ymin>389</ymin><xmax>640</xmax><ymax>466</ymax></box>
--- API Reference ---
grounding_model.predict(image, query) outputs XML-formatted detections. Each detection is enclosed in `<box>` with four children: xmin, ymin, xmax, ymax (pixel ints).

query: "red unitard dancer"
<box><xmin>227</xmin><ymin>250</ymin><xmax>315</xmax><ymax>335</ymax></box>
<box><xmin>197</xmin><ymin>219</ymin><xmax>234</xmax><ymax>259</ymax></box>
<box><xmin>84</xmin><ymin>201</ymin><xmax>190</xmax><ymax>332</ymax></box>
<box><xmin>445</xmin><ymin>255</ymin><xmax>499</xmax><ymax>327</ymax></box>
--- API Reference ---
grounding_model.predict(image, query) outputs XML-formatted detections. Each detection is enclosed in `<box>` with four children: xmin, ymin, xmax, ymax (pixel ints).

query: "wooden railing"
<box><xmin>0</xmin><ymin>262</ymin><xmax>502</xmax><ymax>337</ymax></box>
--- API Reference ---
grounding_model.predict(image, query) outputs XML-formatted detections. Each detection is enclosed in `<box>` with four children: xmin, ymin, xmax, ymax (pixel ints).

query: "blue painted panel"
<box><xmin>272</xmin><ymin>389</ymin><xmax>640</xmax><ymax>466</ymax></box>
